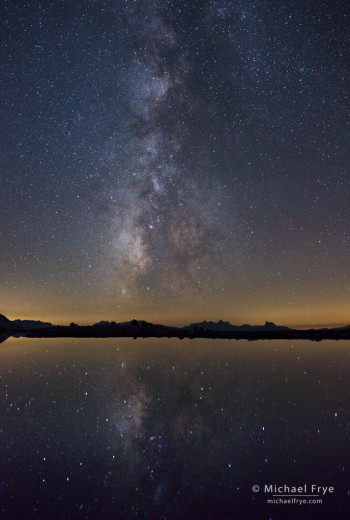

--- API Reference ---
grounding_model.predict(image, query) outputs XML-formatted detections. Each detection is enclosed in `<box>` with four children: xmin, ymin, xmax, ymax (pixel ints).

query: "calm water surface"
<box><xmin>0</xmin><ymin>337</ymin><xmax>349</xmax><ymax>519</ymax></box>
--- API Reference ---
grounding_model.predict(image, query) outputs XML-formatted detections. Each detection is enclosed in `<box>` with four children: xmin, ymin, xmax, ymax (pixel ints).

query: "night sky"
<box><xmin>1</xmin><ymin>0</ymin><xmax>349</xmax><ymax>327</ymax></box>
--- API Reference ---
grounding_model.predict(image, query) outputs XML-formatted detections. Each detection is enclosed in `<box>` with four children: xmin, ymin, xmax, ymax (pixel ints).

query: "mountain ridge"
<box><xmin>183</xmin><ymin>320</ymin><xmax>291</xmax><ymax>332</ymax></box>
<box><xmin>2</xmin><ymin>313</ymin><xmax>350</xmax><ymax>334</ymax></box>
<box><xmin>0</xmin><ymin>314</ymin><xmax>55</xmax><ymax>332</ymax></box>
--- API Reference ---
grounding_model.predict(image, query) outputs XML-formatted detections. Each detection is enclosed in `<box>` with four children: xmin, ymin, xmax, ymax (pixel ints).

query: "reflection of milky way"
<box><xmin>103</xmin><ymin>349</ymin><xmax>257</xmax><ymax>508</ymax></box>
<box><xmin>1</xmin><ymin>338</ymin><xmax>349</xmax><ymax>519</ymax></box>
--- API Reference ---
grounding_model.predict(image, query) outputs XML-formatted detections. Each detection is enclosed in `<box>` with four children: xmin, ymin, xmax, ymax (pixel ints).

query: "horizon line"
<box><xmin>2</xmin><ymin>313</ymin><xmax>350</xmax><ymax>330</ymax></box>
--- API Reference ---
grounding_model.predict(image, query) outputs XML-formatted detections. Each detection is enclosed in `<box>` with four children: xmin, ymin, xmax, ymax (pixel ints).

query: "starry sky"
<box><xmin>1</xmin><ymin>0</ymin><xmax>349</xmax><ymax>327</ymax></box>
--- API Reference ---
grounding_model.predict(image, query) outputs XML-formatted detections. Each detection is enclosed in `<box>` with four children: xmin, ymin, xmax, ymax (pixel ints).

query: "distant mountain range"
<box><xmin>1</xmin><ymin>313</ymin><xmax>350</xmax><ymax>338</ymax></box>
<box><xmin>183</xmin><ymin>320</ymin><xmax>291</xmax><ymax>332</ymax></box>
<box><xmin>92</xmin><ymin>319</ymin><xmax>174</xmax><ymax>329</ymax></box>
<box><xmin>92</xmin><ymin>319</ymin><xmax>291</xmax><ymax>332</ymax></box>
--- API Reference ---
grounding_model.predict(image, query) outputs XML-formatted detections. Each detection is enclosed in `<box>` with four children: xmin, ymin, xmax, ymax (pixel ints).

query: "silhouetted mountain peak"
<box><xmin>264</xmin><ymin>321</ymin><xmax>277</xmax><ymax>329</ymax></box>
<box><xmin>184</xmin><ymin>320</ymin><xmax>238</xmax><ymax>331</ymax></box>
<box><xmin>0</xmin><ymin>314</ymin><xmax>20</xmax><ymax>331</ymax></box>
<box><xmin>0</xmin><ymin>313</ymin><xmax>11</xmax><ymax>323</ymax></box>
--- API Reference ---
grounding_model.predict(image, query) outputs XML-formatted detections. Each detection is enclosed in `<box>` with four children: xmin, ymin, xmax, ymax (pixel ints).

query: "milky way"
<box><xmin>1</xmin><ymin>0</ymin><xmax>349</xmax><ymax>325</ymax></box>
<box><xmin>100</xmin><ymin>1</ymin><xmax>241</xmax><ymax>301</ymax></box>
